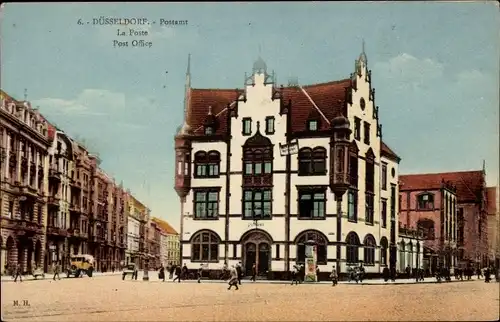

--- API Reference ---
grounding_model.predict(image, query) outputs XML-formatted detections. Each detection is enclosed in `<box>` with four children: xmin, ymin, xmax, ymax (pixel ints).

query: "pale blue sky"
<box><xmin>2</xmin><ymin>2</ymin><xmax>499</xmax><ymax>230</ymax></box>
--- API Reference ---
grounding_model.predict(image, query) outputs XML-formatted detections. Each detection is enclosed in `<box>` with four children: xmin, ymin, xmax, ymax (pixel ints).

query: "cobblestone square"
<box><xmin>1</xmin><ymin>276</ymin><xmax>499</xmax><ymax>321</ymax></box>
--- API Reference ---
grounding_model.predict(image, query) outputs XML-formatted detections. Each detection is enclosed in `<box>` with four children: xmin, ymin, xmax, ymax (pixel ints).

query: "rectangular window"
<box><xmin>381</xmin><ymin>163</ymin><xmax>387</xmax><ymax>190</ymax></box>
<box><xmin>363</xmin><ymin>121</ymin><xmax>370</xmax><ymax>144</ymax></box>
<box><xmin>354</xmin><ymin>117</ymin><xmax>361</xmax><ymax>140</ymax></box>
<box><xmin>348</xmin><ymin>190</ymin><xmax>357</xmax><ymax>222</ymax></box>
<box><xmin>276</xmin><ymin>244</ymin><xmax>280</xmax><ymax>260</ymax></box>
<box><xmin>243</xmin><ymin>189</ymin><xmax>272</xmax><ymax>219</ymax></box>
<box><xmin>390</xmin><ymin>185</ymin><xmax>396</xmax><ymax>221</ymax></box>
<box><xmin>242</xmin><ymin>118</ymin><xmax>252</xmax><ymax>136</ymax></box>
<box><xmin>365</xmin><ymin>161</ymin><xmax>374</xmax><ymax>192</ymax></box>
<box><xmin>8</xmin><ymin>201</ymin><xmax>14</xmax><ymax>218</ymax></box>
<box><xmin>265</xmin><ymin>116</ymin><xmax>275</xmax><ymax>134</ymax></box>
<box><xmin>264</xmin><ymin>162</ymin><xmax>272</xmax><ymax>174</ymax></box>
<box><xmin>308</xmin><ymin>120</ymin><xmax>318</xmax><ymax>131</ymax></box>
<box><xmin>365</xmin><ymin>193</ymin><xmax>374</xmax><ymax>224</ymax></box>
<box><xmin>194</xmin><ymin>190</ymin><xmax>219</xmax><ymax>219</ymax></box>
<box><xmin>244</xmin><ymin>162</ymin><xmax>253</xmax><ymax>175</ymax></box>
<box><xmin>298</xmin><ymin>190</ymin><xmax>326</xmax><ymax>219</ymax></box>
<box><xmin>233</xmin><ymin>244</ymin><xmax>237</xmax><ymax>258</ymax></box>
<box><xmin>381</xmin><ymin>199</ymin><xmax>387</xmax><ymax>228</ymax></box>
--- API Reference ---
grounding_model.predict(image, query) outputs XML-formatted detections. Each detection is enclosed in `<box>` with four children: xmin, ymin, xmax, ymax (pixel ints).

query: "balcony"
<box><xmin>67</xmin><ymin>228</ymin><xmax>81</xmax><ymax>238</ymax></box>
<box><xmin>69</xmin><ymin>203</ymin><xmax>81</xmax><ymax>213</ymax></box>
<box><xmin>2</xmin><ymin>218</ymin><xmax>44</xmax><ymax>235</ymax></box>
<box><xmin>19</xmin><ymin>184</ymin><xmax>39</xmax><ymax>199</ymax></box>
<box><xmin>70</xmin><ymin>177</ymin><xmax>82</xmax><ymax>190</ymax></box>
<box><xmin>47</xmin><ymin>196</ymin><xmax>60</xmax><ymax>208</ymax></box>
<box><xmin>398</xmin><ymin>223</ymin><xmax>425</xmax><ymax>240</ymax></box>
<box><xmin>47</xmin><ymin>226</ymin><xmax>68</xmax><ymax>238</ymax></box>
<box><xmin>48</xmin><ymin>166</ymin><xmax>61</xmax><ymax>182</ymax></box>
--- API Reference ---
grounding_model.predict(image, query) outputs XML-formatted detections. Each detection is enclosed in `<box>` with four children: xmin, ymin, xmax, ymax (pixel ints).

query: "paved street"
<box><xmin>1</xmin><ymin>275</ymin><xmax>498</xmax><ymax>321</ymax></box>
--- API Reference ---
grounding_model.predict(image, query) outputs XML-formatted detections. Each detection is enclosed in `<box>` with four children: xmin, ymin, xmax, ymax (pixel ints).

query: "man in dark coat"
<box><xmin>182</xmin><ymin>264</ymin><xmax>188</xmax><ymax>280</ymax></box>
<box><xmin>13</xmin><ymin>263</ymin><xmax>22</xmax><ymax>283</ymax></box>
<box><xmin>383</xmin><ymin>267</ymin><xmax>390</xmax><ymax>282</ymax></box>
<box><xmin>173</xmin><ymin>265</ymin><xmax>182</xmax><ymax>283</ymax></box>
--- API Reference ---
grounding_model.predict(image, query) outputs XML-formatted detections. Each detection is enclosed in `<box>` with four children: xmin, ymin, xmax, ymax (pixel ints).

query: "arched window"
<box><xmin>296</xmin><ymin>230</ymin><xmax>327</xmax><ymax>265</ymax></box>
<box><xmin>194</xmin><ymin>150</ymin><xmax>220</xmax><ymax>178</ymax></box>
<box><xmin>380</xmin><ymin>237</ymin><xmax>388</xmax><ymax>266</ymax></box>
<box><xmin>298</xmin><ymin>147</ymin><xmax>326</xmax><ymax>176</ymax></box>
<box><xmin>191</xmin><ymin>230</ymin><xmax>220</xmax><ymax>262</ymax></box>
<box><xmin>363</xmin><ymin>234</ymin><xmax>376</xmax><ymax>265</ymax></box>
<box><xmin>346</xmin><ymin>232</ymin><xmax>360</xmax><ymax>264</ymax></box>
<box><xmin>417</xmin><ymin>193</ymin><xmax>434</xmax><ymax>210</ymax></box>
<box><xmin>399</xmin><ymin>241</ymin><xmax>406</xmax><ymax>272</ymax></box>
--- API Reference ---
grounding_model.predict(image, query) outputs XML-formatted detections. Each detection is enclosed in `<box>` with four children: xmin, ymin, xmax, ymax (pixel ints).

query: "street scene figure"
<box><xmin>197</xmin><ymin>264</ymin><xmax>203</xmax><ymax>283</ymax></box>
<box><xmin>158</xmin><ymin>264</ymin><xmax>165</xmax><ymax>282</ymax></box>
<box><xmin>236</xmin><ymin>262</ymin><xmax>242</xmax><ymax>285</ymax></box>
<box><xmin>291</xmin><ymin>265</ymin><xmax>299</xmax><ymax>285</ymax></box>
<box><xmin>330</xmin><ymin>266</ymin><xmax>338</xmax><ymax>286</ymax></box>
<box><xmin>13</xmin><ymin>263</ymin><xmax>22</xmax><ymax>283</ymax></box>
<box><xmin>182</xmin><ymin>264</ymin><xmax>188</xmax><ymax>281</ymax></box>
<box><xmin>227</xmin><ymin>265</ymin><xmax>239</xmax><ymax>290</ymax></box>
<box><xmin>53</xmin><ymin>262</ymin><xmax>61</xmax><ymax>281</ymax></box>
<box><xmin>173</xmin><ymin>265</ymin><xmax>182</xmax><ymax>283</ymax></box>
<box><xmin>250</xmin><ymin>263</ymin><xmax>257</xmax><ymax>282</ymax></box>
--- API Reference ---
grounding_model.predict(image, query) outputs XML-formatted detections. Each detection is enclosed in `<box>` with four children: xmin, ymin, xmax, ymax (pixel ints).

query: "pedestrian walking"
<box><xmin>383</xmin><ymin>267</ymin><xmax>390</xmax><ymax>282</ymax></box>
<box><xmin>476</xmin><ymin>267</ymin><xmax>482</xmax><ymax>280</ymax></box>
<box><xmin>291</xmin><ymin>265</ymin><xmax>299</xmax><ymax>285</ymax></box>
<box><xmin>484</xmin><ymin>267</ymin><xmax>491</xmax><ymax>283</ymax></box>
<box><xmin>236</xmin><ymin>262</ymin><xmax>242</xmax><ymax>285</ymax></box>
<box><xmin>173</xmin><ymin>265</ymin><xmax>182</xmax><ymax>283</ymax></box>
<box><xmin>158</xmin><ymin>264</ymin><xmax>165</xmax><ymax>282</ymax></box>
<box><xmin>182</xmin><ymin>264</ymin><xmax>188</xmax><ymax>281</ymax></box>
<box><xmin>316</xmin><ymin>266</ymin><xmax>320</xmax><ymax>282</ymax></box>
<box><xmin>53</xmin><ymin>262</ymin><xmax>61</xmax><ymax>280</ymax></box>
<box><xmin>168</xmin><ymin>263</ymin><xmax>174</xmax><ymax>280</ymax></box>
<box><xmin>250</xmin><ymin>263</ymin><xmax>257</xmax><ymax>282</ymax></box>
<box><xmin>227</xmin><ymin>265</ymin><xmax>239</xmax><ymax>290</ymax></box>
<box><xmin>197</xmin><ymin>264</ymin><xmax>203</xmax><ymax>283</ymax></box>
<box><xmin>13</xmin><ymin>263</ymin><xmax>22</xmax><ymax>283</ymax></box>
<box><xmin>330</xmin><ymin>266</ymin><xmax>338</xmax><ymax>286</ymax></box>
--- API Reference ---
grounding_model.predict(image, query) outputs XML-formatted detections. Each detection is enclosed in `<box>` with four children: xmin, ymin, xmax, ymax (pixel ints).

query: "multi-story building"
<box><xmin>174</xmin><ymin>50</ymin><xmax>402</xmax><ymax>278</ymax></box>
<box><xmin>486</xmin><ymin>186</ymin><xmax>499</xmax><ymax>268</ymax></box>
<box><xmin>0</xmin><ymin>90</ymin><xmax>51</xmax><ymax>274</ymax></box>
<box><xmin>106</xmin><ymin>183</ymin><xmax>128</xmax><ymax>271</ymax></box>
<box><xmin>399</xmin><ymin>170</ymin><xmax>489</xmax><ymax>269</ymax></box>
<box><xmin>152</xmin><ymin>217</ymin><xmax>180</xmax><ymax>266</ymax></box>
<box><xmin>45</xmin><ymin>130</ymin><xmax>74</xmax><ymax>271</ymax></box>
<box><xmin>399</xmin><ymin>177</ymin><xmax>458</xmax><ymax>274</ymax></box>
<box><xmin>126</xmin><ymin>194</ymin><xmax>149</xmax><ymax>269</ymax></box>
<box><xmin>148</xmin><ymin>220</ymin><xmax>161</xmax><ymax>268</ymax></box>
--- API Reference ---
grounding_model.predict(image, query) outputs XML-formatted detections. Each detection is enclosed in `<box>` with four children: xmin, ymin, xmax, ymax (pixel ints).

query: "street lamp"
<box><xmin>329</xmin><ymin>116</ymin><xmax>352</xmax><ymax>277</ymax></box>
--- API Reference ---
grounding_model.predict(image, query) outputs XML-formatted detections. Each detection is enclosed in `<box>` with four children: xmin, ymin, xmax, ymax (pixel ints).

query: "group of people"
<box><xmin>157</xmin><ymin>263</ymin><xmax>190</xmax><ymax>282</ymax></box>
<box><xmin>4</xmin><ymin>261</ymin><xmax>63</xmax><ymax>282</ymax></box>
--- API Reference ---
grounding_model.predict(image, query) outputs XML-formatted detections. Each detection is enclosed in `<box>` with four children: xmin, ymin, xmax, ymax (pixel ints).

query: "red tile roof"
<box><xmin>400</xmin><ymin>171</ymin><xmax>485</xmax><ymax>203</ymax></box>
<box><xmin>152</xmin><ymin>217</ymin><xmax>178</xmax><ymax>235</ymax></box>
<box><xmin>189</xmin><ymin>89</ymin><xmax>243</xmax><ymax>135</ymax></box>
<box><xmin>486</xmin><ymin>187</ymin><xmax>498</xmax><ymax>214</ymax></box>
<box><xmin>186</xmin><ymin>78</ymin><xmax>352</xmax><ymax>136</ymax></box>
<box><xmin>381</xmin><ymin>141</ymin><xmax>400</xmax><ymax>162</ymax></box>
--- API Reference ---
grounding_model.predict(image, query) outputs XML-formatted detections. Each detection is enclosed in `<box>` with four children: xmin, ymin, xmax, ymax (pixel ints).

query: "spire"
<box><xmin>359</xmin><ymin>39</ymin><xmax>367</xmax><ymax>64</ymax></box>
<box><xmin>178</xmin><ymin>54</ymin><xmax>193</xmax><ymax>136</ymax></box>
<box><xmin>208</xmin><ymin>105</ymin><xmax>212</xmax><ymax>115</ymax></box>
<box><xmin>256</xmin><ymin>121</ymin><xmax>261</xmax><ymax>133</ymax></box>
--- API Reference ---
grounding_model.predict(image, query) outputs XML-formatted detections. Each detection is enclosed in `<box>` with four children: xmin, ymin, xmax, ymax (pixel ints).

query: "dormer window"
<box><xmin>417</xmin><ymin>193</ymin><xmax>434</xmax><ymax>210</ymax></box>
<box><xmin>204</xmin><ymin>126</ymin><xmax>214</xmax><ymax>135</ymax></box>
<box><xmin>307</xmin><ymin>120</ymin><xmax>318</xmax><ymax>131</ymax></box>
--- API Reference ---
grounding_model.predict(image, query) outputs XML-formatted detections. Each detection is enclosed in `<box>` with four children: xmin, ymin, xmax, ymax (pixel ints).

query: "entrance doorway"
<box><xmin>241</xmin><ymin>230</ymin><xmax>272</xmax><ymax>277</ymax></box>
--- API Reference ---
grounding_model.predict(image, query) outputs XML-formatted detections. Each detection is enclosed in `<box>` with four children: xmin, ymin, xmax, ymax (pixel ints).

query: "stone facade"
<box><xmin>126</xmin><ymin>195</ymin><xmax>149</xmax><ymax>269</ymax></box>
<box><xmin>1</xmin><ymin>90</ymin><xmax>51</xmax><ymax>274</ymax></box>
<box><xmin>486</xmin><ymin>186</ymin><xmax>499</xmax><ymax>267</ymax></box>
<box><xmin>152</xmin><ymin>217</ymin><xmax>180</xmax><ymax>266</ymax></box>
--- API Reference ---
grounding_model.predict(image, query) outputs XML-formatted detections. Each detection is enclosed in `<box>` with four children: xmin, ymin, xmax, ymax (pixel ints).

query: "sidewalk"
<box><xmin>1</xmin><ymin>270</ymin><xmax>124</xmax><ymax>282</ymax></box>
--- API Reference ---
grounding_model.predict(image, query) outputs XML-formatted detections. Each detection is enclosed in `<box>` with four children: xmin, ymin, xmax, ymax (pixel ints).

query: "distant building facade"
<box><xmin>399</xmin><ymin>176</ymin><xmax>458</xmax><ymax>274</ymax></box>
<box><xmin>400</xmin><ymin>170</ymin><xmax>489</xmax><ymax>269</ymax></box>
<box><xmin>486</xmin><ymin>186</ymin><xmax>499</xmax><ymax>267</ymax></box>
<box><xmin>152</xmin><ymin>217</ymin><xmax>180</xmax><ymax>266</ymax></box>
<box><xmin>126</xmin><ymin>195</ymin><xmax>149</xmax><ymax>269</ymax></box>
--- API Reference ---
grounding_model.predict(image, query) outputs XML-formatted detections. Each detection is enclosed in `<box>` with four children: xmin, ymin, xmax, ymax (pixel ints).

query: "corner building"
<box><xmin>175</xmin><ymin>50</ymin><xmax>401</xmax><ymax>278</ymax></box>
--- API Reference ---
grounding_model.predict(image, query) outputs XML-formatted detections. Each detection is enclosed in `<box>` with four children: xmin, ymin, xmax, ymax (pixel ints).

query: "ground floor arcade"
<box><xmin>1</xmin><ymin>231</ymin><xmax>45</xmax><ymax>275</ymax></box>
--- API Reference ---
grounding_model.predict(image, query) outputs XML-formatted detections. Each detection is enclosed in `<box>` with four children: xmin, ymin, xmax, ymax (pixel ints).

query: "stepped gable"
<box><xmin>186</xmin><ymin>78</ymin><xmax>352</xmax><ymax>135</ymax></box>
<box><xmin>400</xmin><ymin>171</ymin><xmax>484</xmax><ymax>203</ymax></box>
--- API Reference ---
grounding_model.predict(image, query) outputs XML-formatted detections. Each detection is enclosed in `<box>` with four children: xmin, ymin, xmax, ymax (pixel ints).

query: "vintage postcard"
<box><xmin>0</xmin><ymin>2</ymin><xmax>499</xmax><ymax>321</ymax></box>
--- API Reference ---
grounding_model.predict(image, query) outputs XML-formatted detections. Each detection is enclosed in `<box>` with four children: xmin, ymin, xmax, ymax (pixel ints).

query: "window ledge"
<box><xmin>191</xmin><ymin>260</ymin><xmax>219</xmax><ymax>263</ymax></box>
<box><xmin>363</xmin><ymin>263</ymin><xmax>375</xmax><ymax>267</ymax></box>
<box><xmin>241</xmin><ymin>217</ymin><xmax>273</xmax><ymax>221</ymax></box>
<box><xmin>365</xmin><ymin>222</ymin><xmax>374</xmax><ymax>226</ymax></box>
<box><xmin>297</xmin><ymin>217</ymin><xmax>326</xmax><ymax>220</ymax></box>
<box><xmin>297</xmin><ymin>172</ymin><xmax>327</xmax><ymax>177</ymax></box>
<box><xmin>347</xmin><ymin>219</ymin><xmax>358</xmax><ymax>223</ymax></box>
<box><xmin>192</xmin><ymin>217</ymin><xmax>220</xmax><ymax>221</ymax></box>
<box><xmin>193</xmin><ymin>175</ymin><xmax>221</xmax><ymax>179</ymax></box>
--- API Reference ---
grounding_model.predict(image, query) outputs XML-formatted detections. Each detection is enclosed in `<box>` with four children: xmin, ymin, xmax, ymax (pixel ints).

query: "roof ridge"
<box><xmin>401</xmin><ymin>170</ymin><xmax>483</xmax><ymax>177</ymax></box>
<box><xmin>190</xmin><ymin>78</ymin><xmax>351</xmax><ymax>92</ymax></box>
